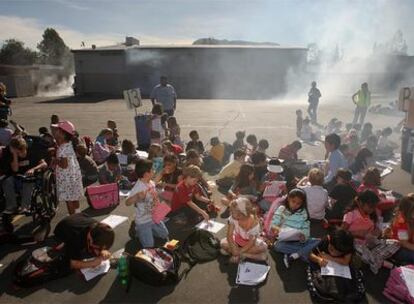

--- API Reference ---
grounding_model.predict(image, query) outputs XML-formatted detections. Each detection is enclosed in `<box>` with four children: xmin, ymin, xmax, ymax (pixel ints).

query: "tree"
<box><xmin>0</xmin><ymin>39</ymin><xmax>38</xmax><ymax>65</ymax></box>
<box><xmin>37</xmin><ymin>28</ymin><xmax>72</xmax><ymax>66</ymax></box>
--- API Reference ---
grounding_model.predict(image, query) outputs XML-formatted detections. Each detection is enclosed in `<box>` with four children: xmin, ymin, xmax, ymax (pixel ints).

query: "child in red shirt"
<box><xmin>170</xmin><ymin>165</ymin><xmax>214</xmax><ymax>222</ymax></box>
<box><xmin>390</xmin><ymin>194</ymin><xmax>414</xmax><ymax>264</ymax></box>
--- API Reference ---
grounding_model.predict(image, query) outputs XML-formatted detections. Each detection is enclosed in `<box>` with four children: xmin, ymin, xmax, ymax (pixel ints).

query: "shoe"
<box><xmin>283</xmin><ymin>254</ymin><xmax>291</xmax><ymax>269</ymax></box>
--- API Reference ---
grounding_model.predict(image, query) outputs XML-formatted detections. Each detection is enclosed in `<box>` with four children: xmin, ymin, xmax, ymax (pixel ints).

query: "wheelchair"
<box><xmin>0</xmin><ymin>169</ymin><xmax>58</xmax><ymax>233</ymax></box>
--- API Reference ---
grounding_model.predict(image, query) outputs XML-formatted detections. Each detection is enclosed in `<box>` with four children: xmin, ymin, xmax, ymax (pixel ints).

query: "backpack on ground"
<box><xmin>86</xmin><ymin>183</ymin><xmax>120</xmax><ymax>210</ymax></box>
<box><xmin>14</xmin><ymin>246</ymin><xmax>71</xmax><ymax>287</ymax></box>
<box><xmin>306</xmin><ymin>266</ymin><xmax>365</xmax><ymax>303</ymax></box>
<box><xmin>383</xmin><ymin>265</ymin><xmax>414</xmax><ymax>303</ymax></box>
<box><xmin>179</xmin><ymin>229</ymin><xmax>220</xmax><ymax>266</ymax></box>
<box><xmin>129</xmin><ymin>247</ymin><xmax>181</xmax><ymax>286</ymax></box>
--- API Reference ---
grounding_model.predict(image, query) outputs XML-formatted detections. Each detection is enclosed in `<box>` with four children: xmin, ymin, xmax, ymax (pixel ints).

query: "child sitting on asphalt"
<box><xmin>203</xmin><ymin>137</ymin><xmax>225</xmax><ymax>173</ymax></box>
<box><xmin>170</xmin><ymin>165</ymin><xmax>214</xmax><ymax>223</ymax></box>
<box><xmin>216</xmin><ymin>149</ymin><xmax>246</xmax><ymax>193</ymax></box>
<box><xmin>297</xmin><ymin>168</ymin><xmax>328</xmax><ymax>221</ymax></box>
<box><xmin>258</xmin><ymin>158</ymin><xmax>286</xmax><ymax>213</ymax></box>
<box><xmin>126</xmin><ymin>158</ymin><xmax>169</xmax><ymax>248</ymax></box>
<box><xmin>155</xmin><ymin>154</ymin><xmax>183</xmax><ymax>201</ymax></box>
<box><xmin>186</xmin><ymin>130</ymin><xmax>204</xmax><ymax>155</ymax></box>
<box><xmin>76</xmin><ymin>144</ymin><xmax>98</xmax><ymax>187</ymax></box>
<box><xmin>98</xmin><ymin>153</ymin><xmax>122</xmax><ymax>185</ymax></box>
<box><xmin>220</xmin><ymin>197</ymin><xmax>268</xmax><ymax>263</ymax></box>
<box><xmin>221</xmin><ymin>163</ymin><xmax>258</xmax><ymax>208</ymax></box>
<box><xmin>233</xmin><ymin>130</ymin><xmax>246</xmax><ymax>152</ymax></box>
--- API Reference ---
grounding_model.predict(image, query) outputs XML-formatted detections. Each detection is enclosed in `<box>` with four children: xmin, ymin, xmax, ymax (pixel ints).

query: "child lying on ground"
<box><xmin>271</xmin><ymin>188</ymin><xmax>319</xmax><ymax>268</ymax></box>
<box><xmin>126</xmin><ymin>159</ymin><xmax>169</xmax><ymax>248</ymax></box>
<box><xmin>220</xmin><ymin>197</ymin><xmax>268</xmax><ymax>263</ymax></box>
<box><xmin>309</xmin><ymin>228</ymin><xmax>354</xmax><ymax>268</ymax></box>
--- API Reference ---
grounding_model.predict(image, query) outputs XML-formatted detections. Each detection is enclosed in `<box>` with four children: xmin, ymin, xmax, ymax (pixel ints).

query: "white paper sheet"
<box><xmin>101</xmin><ymin>215</ymin><xmax>128</xmax><ymax>229</ymax></box>
<box><xmin>321</xmin><ymin>260</ymin><xmax>352</xmax><ymax>279</ymax></box>
<box><xmin>196</xmin><ymin>220</ymin><xmax>225</xmax><ymax>234</ymax></box>
<box><xmin>401</xmin><ymin>267</ymin><xmax>414</xmax><ymax>298</ymax></box>
<box><xmin>236</xmin><ymin>261</ymin><xmax>270</xmax><ymax>286</ymax></box>
<box><xmin>278</xmin><ymin>227</ymin><xmax>303</xmax><ymax>241</ymax></box>
<box><xmin>117</xmin><ymin>154</ymin><xmax>128</xmax><ymax>165</ymax></box>
<box><xmin>263</xmin><ymin>181</ymin><xmax>285</xmax><ymax>198</ymax></box>
<box><xmin>80</xmin><ymin>259</ymin><xmax>110</xmax><ymax>281</ymax></box>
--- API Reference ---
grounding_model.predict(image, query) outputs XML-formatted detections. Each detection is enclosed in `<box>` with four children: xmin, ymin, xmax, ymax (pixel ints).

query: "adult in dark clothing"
<box><xmin>0</xmin><ymin>137</ymin><xmax>47</xmax><ymax>214</ymax></box>
<box><xmin>307</xmin><ymin>81</ymin><xmax>321</xmax><ymax>124</ymax></box>
<box><xmin>0</xmin><ymin>82</ymin><xmax>11</xmax><ymax>120</ymax></box>
<box><xmin>54</xmin><ymin>213</ymin><xmax>114</xmax><ymax>270</ymax></box>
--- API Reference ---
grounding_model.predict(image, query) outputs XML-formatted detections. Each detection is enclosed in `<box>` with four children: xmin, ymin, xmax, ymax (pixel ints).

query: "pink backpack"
<box><xmin>383</xmin><ymin>265</ymin><xmax>414</xmax><ymax>303</ymax></box>
<box><xmin>86</xmin><ymin>183</ymin><xmax>119</xmax><ymax>209</ymax></box>
<box><xmin>263</xmin><ymin>195</ymin><xmax>286</xmax><ymax>239</ymax></box>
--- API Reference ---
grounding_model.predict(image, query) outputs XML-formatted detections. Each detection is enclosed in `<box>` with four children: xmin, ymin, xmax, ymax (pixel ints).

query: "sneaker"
<box><xmin>283</xmin><ymin>254</ymin><xmax>291</xmax><ymax>269</ymax></box>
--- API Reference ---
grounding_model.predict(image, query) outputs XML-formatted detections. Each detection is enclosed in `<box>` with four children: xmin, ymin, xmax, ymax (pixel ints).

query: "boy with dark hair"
<box><xmin>98</xmin><ymin>153</ymin><xmax>121</xmax><ymax>184</ymax></box>
<box><xmin>126</xmin><ymin>159</ymin><xmax>169</xmax><ymax>248</ymax></box>
<box><xmin>258</xmin><ymin>139</ymin><xmax>269</xmax><ymax>155</ymax></box>
<box><xmin>246</xmin><ymin>134</ymin><xmax>258</xmax><ymax>155</ymax></box>
<box><xmin>171</xmin><ymin>165</ymin><xmax>214</xmax><ymax>222</ymax></box>
<box><xmin>309</xmin><ymin>228</ymin><xmax>354</xmax><ymax>268</ymax></box>
<box><xmin>186</xmin><ymin>130</ymin><xmax>204</xmax><ymax>154</ymax></box>
<box><xmin>233</xmin><ymin>130</ymin><xmax>246</xmax><ymax>151</ymax></box>
<box><xmin>326</xmin><ymin>168</ymin><xmax>356</xmax><ymax>220</ymax></box>
<box><xmin>76</xmin><ymin>144</ymin><xmax>98</xmax><ymax>187</ymax></box>
<box><xmin>324</xmin><ymin>133</ymin><xmax>348</xmax><ymax>184</ymax></box>
<box><xmin>54</xmin><ymin>213</ymin><xmax>114</xmax><ymax>270</ymax></box>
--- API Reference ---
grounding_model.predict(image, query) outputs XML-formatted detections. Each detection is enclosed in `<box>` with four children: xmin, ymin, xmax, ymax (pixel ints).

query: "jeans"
<box><xmin>273</xmin><ymin>239</ymin><xmax>320</xmax><ymax>262</ymax></box>
<box><xmin>393</xmin><ymin>247</ymin><xmax>414</xmax><ymax>265</ymax></box>
<box><xmin>2</xmin><ymin>176</ymin><xmax>35</xmax><ymax>211</ymax></box>
<box><xmin>352</xmin><ymin>106</ymin><xmax>368</xmax><ymax>125</ymax></box>
<box><xmin>307</xmin><ymin>102</ymin><xmax>318</xmax><ymax>123</ymax></box>
<box><xmin>135</xmin><ymin>220</ymin><xmax>169</xmax><ymax>248</ymax></box>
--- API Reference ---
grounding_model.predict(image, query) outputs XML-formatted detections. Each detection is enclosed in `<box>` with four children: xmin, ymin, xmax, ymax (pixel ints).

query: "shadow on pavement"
<box><xmin>36</xmin><ymin>96</ymin><xmax>112</xmax><ymax>104</ymax></box>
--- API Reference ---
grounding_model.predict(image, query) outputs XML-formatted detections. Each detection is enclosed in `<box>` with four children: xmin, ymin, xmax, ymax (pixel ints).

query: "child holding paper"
<box><xmin>220</xmin><ymin>197</ymin><xmax>267</xmax><ymax>263</ymax></box>
<box><xmin>258</xmin><ymin>158</ymin><xmax>286</xmax><ymax>213</ymax></box>
<box><xmin>271</xmin><ymin>188</ymin><xmax>319</xmax><ymax>268</ymax></box>
<box><xmin>126</xmin><ymin>159</ymin><xmax>169</xmax><ymax>248</ymax></box>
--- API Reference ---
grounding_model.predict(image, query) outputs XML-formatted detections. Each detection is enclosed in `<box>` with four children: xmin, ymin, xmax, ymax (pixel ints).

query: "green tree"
<box><xmin>0</xmin><ymin>39</ymin><xmax>38</xmax><ymax>65</ymax></box>
<box><xmin>37</xmin><ymin>28</ymin><xmax>72</xmax><ymax>66</ymax></box>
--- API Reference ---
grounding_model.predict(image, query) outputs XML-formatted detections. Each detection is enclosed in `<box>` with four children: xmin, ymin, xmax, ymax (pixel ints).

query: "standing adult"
<box><xmin>150</xmin><ymin>76</ymin><xmax>177</xmax><ymax>117</ymax></box>
<box><xmin>307</xmin><ymin>81</ymin><xmax>321</xmax><ymax>124</ymax></box>
<box><xmin>0</xmin><ymin>82</ymin><xmax>11</xmax><ymax>121</ymax></box>
<box><xmin>352</xmin><ymin>82</ymin><xmax>371</xmax><ymax>126</ymax></box>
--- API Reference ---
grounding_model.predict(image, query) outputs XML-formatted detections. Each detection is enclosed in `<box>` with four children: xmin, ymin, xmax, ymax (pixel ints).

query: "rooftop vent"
<box><xmin>125</xmin><ymin>36</ymin><xmax>140</xmax><ymax>46</ymax></box>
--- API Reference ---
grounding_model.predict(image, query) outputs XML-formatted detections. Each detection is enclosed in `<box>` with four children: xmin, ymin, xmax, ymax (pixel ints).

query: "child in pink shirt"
<box><xmin>342</xmin><ymin>190</ymin><xmax>399</xmax><ymax>273</ymax></box>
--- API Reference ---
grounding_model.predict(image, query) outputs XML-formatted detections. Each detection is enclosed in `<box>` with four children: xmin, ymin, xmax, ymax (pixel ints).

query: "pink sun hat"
<box><xmin>51</xmin><ymin>120</ymin><xmax>76</xmax><ymax>135</ymax></box>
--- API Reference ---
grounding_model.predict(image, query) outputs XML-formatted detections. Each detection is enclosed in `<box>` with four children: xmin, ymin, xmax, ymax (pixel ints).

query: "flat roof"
<box><xmin>72</xmin><ymin>44</ymin><xmax>308</xmax><ymax>53</ymax></box>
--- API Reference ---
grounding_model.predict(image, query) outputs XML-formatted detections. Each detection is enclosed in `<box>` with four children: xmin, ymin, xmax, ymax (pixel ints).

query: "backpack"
<box><xmin>179</xmin><ymin>229</ymin><xmax>220</xmax><ymax>266</ymax></box>
<box><xmin>14</xmin><ymin>246</ymin><xmax>72</xmax><ymax>287</ymax></box>
<box><xmin>129</xmin><ymin>247</ymin><xmax>181</xmax><ymax>286</ymax></box>
<box><xmin>383</xmin><ymin>265</ymin><xmax>414</xmax><ymax>303</ymax></box>
<box><xmin>306</xmin><ymin>266</ymin><xmax>365</xmax><ymax>303</ymax></box>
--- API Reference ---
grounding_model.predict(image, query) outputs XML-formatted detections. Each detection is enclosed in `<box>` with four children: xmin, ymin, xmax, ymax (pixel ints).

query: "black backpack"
<box><xmin>306</xmin><ymin>266</ymin><xmax>365</xmax><ymax>303</ymax></box>
<box><xmin>129</xmin><ymin>247</ymin><xmax>181</xmax><ymax>286</ymax></box>
<box><xmin>14</xmin><ymin>246</ymin><xmax>72</xmax><ymax>287</ymax></box>
<box><xmin>179</xmin><ymin>229</ymin><xmax>220</xmax><ymax>266</ymax></box>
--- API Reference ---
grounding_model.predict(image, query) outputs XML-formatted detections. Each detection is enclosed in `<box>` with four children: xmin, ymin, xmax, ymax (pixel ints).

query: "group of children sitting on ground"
<box><xmin>296</xmin><ymin>109</ymin><xmax>399</xmax><ymax>161</ymax></box>
<box><xmin>1</xmin><ymin>99</ymin><xmax>413</xmax><ymax>301</ymax></box>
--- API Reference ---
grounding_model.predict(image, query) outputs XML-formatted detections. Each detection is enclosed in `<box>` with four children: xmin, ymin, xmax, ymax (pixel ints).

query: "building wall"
<box><xmin>73</xmin><ymin>47</ymin><xmax>307</xmax><ymax>98</ymax></box>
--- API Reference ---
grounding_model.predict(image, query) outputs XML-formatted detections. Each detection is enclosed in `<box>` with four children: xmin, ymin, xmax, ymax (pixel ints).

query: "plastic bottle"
<box><xmin>117</xmin><ymin>254</ymin><xmax>128</xmax><ymax>286</ymax></box>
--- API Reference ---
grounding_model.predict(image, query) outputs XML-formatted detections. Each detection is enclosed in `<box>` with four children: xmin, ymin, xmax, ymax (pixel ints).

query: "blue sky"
<box><xmin>0</xmin><ymin>0</ymin><xmax>413</xmax><ymax>55</ymax></box>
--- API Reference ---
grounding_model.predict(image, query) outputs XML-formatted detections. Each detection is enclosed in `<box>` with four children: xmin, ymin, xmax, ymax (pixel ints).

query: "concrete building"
<box><xmin>72</xmin><ymin>41</ymin><xmax>308</xmax><ymax>99</ymax></box>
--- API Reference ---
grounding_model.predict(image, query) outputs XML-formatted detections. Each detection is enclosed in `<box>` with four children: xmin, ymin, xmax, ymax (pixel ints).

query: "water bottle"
<box><xmin>117</xmin><ymin>254</ymin><xmax>128</xmax><ymax>286</ymax></box>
